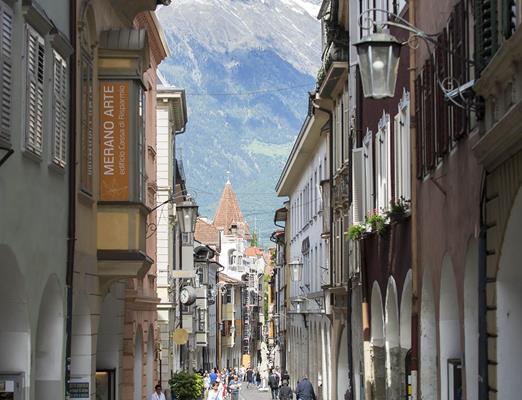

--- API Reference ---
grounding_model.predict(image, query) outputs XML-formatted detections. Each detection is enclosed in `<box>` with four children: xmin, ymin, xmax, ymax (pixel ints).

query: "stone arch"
<box><xmin>439</xmin><ymin>255</ymin><xmax>461</xmax><ymax>400</ymax></box>
<box><xmin>463</xmin><ymin>239</ymin><xmax>478</xmax><ymax>400</ymax></box>
<box><xmin>0</xmin><ymin>245</ymin><xmax>30</xmax><ymax>381</ymax></box>
<box><xmin>497</xmin><ymin>187</ymin><xmax>522</xmax><ymax>400</ymax></box>
<box><xmin>385</xmin><ymin>276</ymin><xmax>400</xmax><ymax>399</ymax></box>
<box><xmin>134</xmin><ymin>325</ymin><xmax>144</xmax><ymax>400</ymax></box>
<box><xmin>370</xmin><ymin>281</ymin><xmax>385</xmax><ymax>399</ymax></box>
<box><xmin>420</xmin><ymin>266</ymin><xmax>437</xmax><ymax>400</ymax></box>
<box><xmin>35</xmin><ymin>275</ymin><xmax>64</xmax><ymax>400</ymax></box>
<box><xmin>351</xmin><ymin>286</ymin><xmax>364</xmax><ymax>400</ymax></box>
<box><xmin>146</xmin><ymin>324</ymin><xmax>154</xmax><ymax>396</ymax></box>
<box><xmin>337</xmin><ymin>324</ymin><xmax>349</xmax><ymax>400</ymax></box>
<box><xmin>400</xmin><ymin>269</ymin><xmax>413</xmax><ymax>399</ymax></box>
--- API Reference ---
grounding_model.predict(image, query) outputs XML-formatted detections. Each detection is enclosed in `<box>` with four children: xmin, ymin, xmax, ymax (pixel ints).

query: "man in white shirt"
<box><xmin>150</xmin><ymin>384</ymin><xmax>166</xmax><ymax>400</ymax></box>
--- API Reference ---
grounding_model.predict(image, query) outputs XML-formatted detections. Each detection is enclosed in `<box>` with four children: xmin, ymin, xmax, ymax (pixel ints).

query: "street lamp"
<box><xmin>354</xmin><ymin>30</ymin><xmax>402</xmax><ymax>99</ymax></box>
<box><xmin>176</xmin><ymin>198</ymin><xmax>198</xmax><ymax>234</ymax></box>
<box><xmin>289</xmin><ymin>259</ymin><xmax>303</xmax><ymax>282</ymax></box>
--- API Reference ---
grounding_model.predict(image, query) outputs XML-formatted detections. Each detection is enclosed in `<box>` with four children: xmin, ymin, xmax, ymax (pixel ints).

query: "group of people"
<box><xmin>203</xmin><ymin>367</ymin><xmax>244</xmax><ymax>400</ymax></box>
<box><xmin>267</xmin><ymin>368</ymin><xmax>317</xmax><ymax>400</ymax></box>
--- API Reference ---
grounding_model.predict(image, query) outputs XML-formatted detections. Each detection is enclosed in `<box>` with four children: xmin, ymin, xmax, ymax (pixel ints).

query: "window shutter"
<box><xmin>402</xmin><ymin>104</ymin><xmax>411</xmax><ymax>200</ymax></box>
<box><xmin>435</xmin><ymin>29</ymin><xmax>449</xmax><ymax>157</ymax></box>
<box><xmin>474</xmin><ymin>0</ymin><xmax>498</xmax><ymax>73</ymax></box>
<box><xmin>52</xmin><ymin>51</ymin><xmax>68</xmax><ymax>167</ymax></box>
<box><xmin>501</xmin><ymin>0</ymin><xmax>516</xmax><ymax>40</ymax></box>
<box><xmin>352</xmin><ymin>147</ymin><xmax>364</xmax><ymax>224</ymax></box>
<box><xmin>451</xmin><ymin>1</ymin><xmax>467</xmax><ymax>140</ymax></box>
<box><xmin>424</xmin><ymin>59</ymin><xmax>435</xmax><ymax>171</ymax></box>
<box><xmin>415</xmin><ymin>75</ymin><xmax>423</xmax><ymax>179</ymax></box>
<box><xmin>0</xmin><ymin>4</ymin><xmax>13</xmax><ymax>144</ymax></box>
<box><xmin>25</xmin><ymin>26</ymin><xmax>45</xmax><ymax>156</ymax></box>
<box><xmin>363</xmin><ymin>131</ymin><xmax>374</xmax><ymax>217</ymax></box>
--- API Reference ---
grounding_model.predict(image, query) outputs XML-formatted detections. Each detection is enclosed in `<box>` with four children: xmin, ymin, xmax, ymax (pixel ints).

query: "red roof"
<box><xmin>195</xmin><ymin>218</ymin><xmax>220</xmax><ymax>246</ymax></box>
<box><xmin>213</xmin><ymin>180</ymin><xmax>251</xmax><ymax>239</ymax></box>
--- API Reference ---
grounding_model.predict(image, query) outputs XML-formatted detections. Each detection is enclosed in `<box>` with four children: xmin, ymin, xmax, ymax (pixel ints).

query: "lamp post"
<box><xmin>176</xmin><ymin>197</ymin><xmax>198</xmax><ymax>370</ymax></box>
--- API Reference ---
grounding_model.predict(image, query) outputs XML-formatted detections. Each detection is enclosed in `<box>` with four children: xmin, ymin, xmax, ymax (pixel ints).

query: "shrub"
<box><xmin>169</xmin><ymin>371</ymin><xmax>204</xmax><ymax>400</ymax></box>
<box><xmin>345</xmin><ymin>224</ymin><xmax>367</xmax><ymax>241</ymax></box>
<box><xmin>366</xmin><ymin>212</ymin><xmax>388</xmax><ymax>235</ymax></box>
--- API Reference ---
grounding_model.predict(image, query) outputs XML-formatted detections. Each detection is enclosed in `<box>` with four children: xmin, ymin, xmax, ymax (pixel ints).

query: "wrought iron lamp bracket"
<box><xmin>358</xmin><ymin>8</ymin><xmax>478</xmax><ymax>111</ymax></box>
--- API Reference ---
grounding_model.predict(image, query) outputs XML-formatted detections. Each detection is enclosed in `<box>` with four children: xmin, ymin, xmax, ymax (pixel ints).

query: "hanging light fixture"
<box><xmin>289</xmin><ymin>259</ymin><xmax>303</xmax><ymax>282</ymax></box>
<box><xmin>354</xmin><ymin>30</ymin><xmax>402</xmax><ymax>99</ymax></box>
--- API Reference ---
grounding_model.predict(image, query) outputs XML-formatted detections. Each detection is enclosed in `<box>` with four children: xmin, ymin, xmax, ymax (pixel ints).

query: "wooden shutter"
<box><xmin>415</xmin><ymin>75</ymin><xmax>423</xmax><ymax>179</ymax></box>
<box><xmin>0</xmin><ymin>4</ymin><xmax>12</xmax><ymax>144</ymax></box>
<box><xmin>474</xmin><ymin>0</ymin><xmax>498</xmax><ymax>73</ymax></box>
<box><xmin>52</xmin><ymin>51</ymin><xmax>68</xmax><ymax>167</ymax></box>
<box><xmin>501</xmin><ymin>0</ymin><xmax>516</xmax><ymax>39</ymax></box>
<box><xmin>424</xmin><ymin>59</ymin><xmax>435</xmax><ymax>171</ymax></box>
<box><xmin>435</xmin><ymin>29</ymin><xmax>449</xmax><ymax>157</ymax></box>
<box><xmin>25</xmin><ymin>26</ymin><xmax>45</xmax><ymax>155</ymax></box>
<box><xmin>451</xmin><ymin>1</ymin><xmax>467</xmax><ymax>140</ymax></box>
<box><xmin>352</xmin><ymin>147</ymin><xmax>364</xmax><ymax>224</ymax></box>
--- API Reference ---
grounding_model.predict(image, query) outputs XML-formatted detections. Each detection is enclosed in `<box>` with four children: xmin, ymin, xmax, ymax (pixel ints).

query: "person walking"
<box><xmin>246</xmin><ymin>367</ymin><xmax>254</xmax><ymax>388</ymax></box>
<box><xmin>228</xmin><ymin>375</ymin><xmax>241</xmax><ymax>400</ymax></box>
<box><xmin>268</xmin><ymin>369</ymin><xmax>280</xmax><ymax>400</ymax></box>
<box><xmin>256</xmin><ymin>369</ymin><xmax>262</xmax><ymax>388</ymax></box>
<box><xmin>150</xmin><ymin>384</ymin><xmax>166</xmax><ymax>400</ymax></box>
<box><xmin>279</xmin><ymin>380</ymin><xmax>294</xmax><ymax>400</ymax></box>
<box><xmin>295</xmin><ymin>376</ymin><xmax>316</xmax><ymax>400</ymax></box>
<box><xmin>207</xmin><ymin>381</ymin><xmax>224</xmax><ymax>400</ymax></box>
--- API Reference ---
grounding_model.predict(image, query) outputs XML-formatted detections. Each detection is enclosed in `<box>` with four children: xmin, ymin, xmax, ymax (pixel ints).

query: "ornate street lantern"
<box><xmin>289</xmin><ymin>259</ymin><xmax>303</xmax><ymax>282</ymax></box>
<box><xmin>354</xmin><ymin>30</ymin><xmax>402</xmax><ymax>99</ymax></box>
<box><xmin>176</xmin><ymin>199</ymin><xmax>198</xmax><ymax>234</ymax></box>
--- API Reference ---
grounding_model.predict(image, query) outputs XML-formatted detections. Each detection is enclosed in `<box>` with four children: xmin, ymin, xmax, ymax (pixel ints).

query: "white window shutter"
<box><xmin>402</xmin><ymin>103</ymin><xmax>411</xmax><ymax>200</ymax></box>
<box><xmin>352</xmin><ymin>147</ymin><xmax>364</xmax><ymax>224</ymax></box>
<box><xmin>25</xmin><ymin>26</ymin><xmax>45</xmax><ymax>155</ymax></box>
<box><xmin>394</xmin><ymin>113</ymin><xmax>402</xmax><ymax>199</ymax></box>
<box><xmin>363</xmin><ymin>131</ymin><xmax>374</xmax><ymax>218</ymax></box>
<box><xmin>52</xmin><ymin>51</ymin><xmax>68</xmax><ymax>166</ymax></box>
<box><xmin>0</xmin><ymin>4</ymin><xmax>13</xmax><ymax>143</ymax></box>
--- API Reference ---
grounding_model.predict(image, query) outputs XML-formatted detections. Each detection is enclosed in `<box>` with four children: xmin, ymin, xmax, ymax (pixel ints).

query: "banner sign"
<box><xmin>100</xmin><ymin>81</ymin><xmax>129</xmax><ymax>201</ymax></box>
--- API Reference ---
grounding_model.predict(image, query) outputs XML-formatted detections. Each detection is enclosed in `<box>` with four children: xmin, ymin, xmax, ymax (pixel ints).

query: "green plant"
<box><xmin>366</xmin><ymin>211</ymin><xmax>388</xmax><ymax>234</ymax></box>
<box><xmin>169</xmin><ymin>371</ymin><xmax>204</xmax><ymax>400</ymax></box>
<box><xmin>389</xmin><ymin>197</ymin><xmax>410</xmax><ymax>214</ymax></box>
<box><xmin>345</xmin><ymin>224</ymin><xmax>367</xmax><ymax>241</ymax></box>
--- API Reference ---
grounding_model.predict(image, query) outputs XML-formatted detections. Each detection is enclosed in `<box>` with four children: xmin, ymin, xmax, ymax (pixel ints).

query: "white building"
<box><xmin>155</xmin><ymin>85</ymin><xmax>187</xmax><ymax>382</ymax></box>
<box><xmin>275</xmin><ymin>97</ymin><xmax>333</xmax><ymax>398</ymax></box>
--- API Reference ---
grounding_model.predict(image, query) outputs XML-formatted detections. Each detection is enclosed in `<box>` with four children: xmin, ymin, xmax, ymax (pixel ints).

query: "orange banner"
<box><xmin>99</xmin><ymin>81</ymin><xmax>129</xmax><ymax>201</ymax></box>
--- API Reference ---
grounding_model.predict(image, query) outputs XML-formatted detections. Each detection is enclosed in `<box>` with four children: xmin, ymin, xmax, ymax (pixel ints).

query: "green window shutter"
<box><xmin>501</xmin><ymin>0</ymin><xmax>516</xmax><ymax>39</ymax></box>
<box><xmin>474</xmin><ymin>0</ymin><xmax>498</xmax><ymax>73</ymax></box>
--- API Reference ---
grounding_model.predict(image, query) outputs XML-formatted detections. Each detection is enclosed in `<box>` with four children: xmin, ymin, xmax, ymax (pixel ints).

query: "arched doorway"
<box><xmin>420</xmin><ymin>267</ymin><xmax>437</xmax><ymax>400</ymax></box>
<box><xmin>35</xmin><ymin>275</ymin><xmax>64</xmax><ymax>400</ymax></box>
<box><xmin>134</xmin><ymin>327</ymin><xmax>143</xmax><ymax>400</ymax></box>
<box><xmin>337</xmin><ymin>325</ymin><xmax>349</xmax><ymax>400</ymax></box>
<box><xmin>146</xmin><ymin>325</ymin><xmax>154</xmax><ymax>396</ymax></box>
<box><xmin>385</xmin><ymin>277</ymin><xmax>400</xmax><ymax>399</ymax></box>
<box><xmin>497</xmin><ymin>187</ymin><xmax>522</xmax><ymax>400</ymax></box>
<box><xmin>463</xmin><ymin>240</ymin><xmax>478</xmax><ymax>400</ymax></box>
<box><xmin>439</xmin><ymin>255</ymin><xmax>461</xmax><ymax>400</ymax></box>
<box><xmin>400</xmin><ymin>270</ymin><xmax>412</xmax><ymax>399</ymax></box>
<box><xmin>370</xmin><ymin>282</ymin><xmax>385</xmax><ymax>399</ymax></box>
<box><xmin>0</xmin><ymin>245</ymin><xmax>29</xmax><ymax>399</ymax></box>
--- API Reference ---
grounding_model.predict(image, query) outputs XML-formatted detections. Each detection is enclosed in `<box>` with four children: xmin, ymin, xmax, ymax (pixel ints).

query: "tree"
<box><xmin>169</xmin><ymin>371</ymin><xmax>204</xmax><ymax>400</ymax></box>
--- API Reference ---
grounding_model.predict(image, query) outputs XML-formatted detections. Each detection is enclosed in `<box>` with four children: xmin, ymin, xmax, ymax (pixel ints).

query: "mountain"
<box><xmin>156</xmin><ymin>0</ymin><xmax>322</xmax><ymax>245</ymax></box>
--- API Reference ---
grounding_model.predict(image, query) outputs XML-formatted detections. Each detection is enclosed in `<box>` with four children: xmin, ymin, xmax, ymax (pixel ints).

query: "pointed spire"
<box><xmin>213</xmin><ymin>179</ymin><xmax>250</xmax><ymax>238</ymax></box>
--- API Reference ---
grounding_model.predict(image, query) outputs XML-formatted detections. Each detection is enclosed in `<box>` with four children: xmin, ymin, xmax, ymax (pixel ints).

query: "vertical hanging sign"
<box><xmin>99</xmin><ymin>81</ymin><xmax>129</xmax><ymax>200</ymax></box>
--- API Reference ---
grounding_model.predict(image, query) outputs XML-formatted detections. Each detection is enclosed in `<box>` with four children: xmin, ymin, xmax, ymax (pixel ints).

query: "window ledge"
<box><xmin>22</xmin><ymin>0</ymin><xmax>53</xmax><ymax>36</ymax></box>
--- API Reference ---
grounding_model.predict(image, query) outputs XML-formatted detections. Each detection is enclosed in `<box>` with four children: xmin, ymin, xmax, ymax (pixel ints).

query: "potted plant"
<box><xmin>366</xmin><ymin>211</ymin><xmax>388</xmax><ymax>235</ymax></box>
<box><xmin>345</xmin><ymin>224</ymin><xmax>367</xmax><ymax>241</ymax></box>
<box><xmin>169</xmin><ymin>371</ymin><xmax>204</xmax><ymax>400</ymax></box>
<box><xmin>387</xmin><ymin>197</ymin><xmax>410</xmax><ymax>222</ymax></box>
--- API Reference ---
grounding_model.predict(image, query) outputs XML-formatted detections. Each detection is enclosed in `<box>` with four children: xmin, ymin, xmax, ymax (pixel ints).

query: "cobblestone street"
<box><xmin>237</xmin><ymin>383</ymin><xmax>271</xmax><ymax>400</ymax></box>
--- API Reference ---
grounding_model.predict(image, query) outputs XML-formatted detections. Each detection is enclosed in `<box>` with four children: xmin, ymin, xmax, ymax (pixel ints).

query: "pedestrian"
<box><xmin>210</xmin><ymin>368</ymin><xmax>218</xmax><ymax>384</ymax></box>
<box><xmin>282</xmin><ymin>369</ymin><xmax>290</xmax><ymax>383</ymax></box>
<box><xmin>246</xmin><ymin>367</ymin><xmax>254</xmax><ymax>388</ymax></box>
<box><xmin>207</xmin><ymin>381</ymin><xmax>224</xmax><ymax>400</ymax></box>
<box><xmin>268</xmin><ymin>369</ymin><xmax>280</xmax><ymax>400</ymax></box>
<box><xmin>279</xmin><ymin>380</ymin><xmax>294</xmax><ymax>400</ymax></box>
<box><xmin>228</xmin><ymin>375</ymin><xmax>241</xmax><ymax>400</ymax></box>
<box><xmin>255</xmin><ymin>369</ymin><xmax>262</xmax><ymax>388</ymax></box>
<box><xmin>295</xmin><ymin>375</ymin><xmax>316</xmax><ymax>400</ymax></box>
<box><xmin>150</xmin><ymin>384</ymin><xmax>166</xmax><ymax>400</ymax></box>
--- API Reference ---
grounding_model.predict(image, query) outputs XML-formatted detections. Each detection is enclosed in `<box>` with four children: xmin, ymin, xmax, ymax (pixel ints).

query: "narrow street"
<box><xmin>237</xmin><ymin>383</ymin><xmax>271</xmax><ymax>400</ymax></box>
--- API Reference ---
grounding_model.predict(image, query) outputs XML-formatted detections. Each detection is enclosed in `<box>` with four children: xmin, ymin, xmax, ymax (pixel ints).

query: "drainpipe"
<box><xmin>65</xmin><ymin>0</ymin><xmax>77</xmax><ymax>397</ymax></box>
<box><xmin>478</xmin><ymin>173</ymin><xmax>488</xmax><ymax>400</ymax></box>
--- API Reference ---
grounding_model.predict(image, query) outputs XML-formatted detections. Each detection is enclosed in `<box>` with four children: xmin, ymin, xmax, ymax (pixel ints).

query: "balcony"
<box><xmin>97</xmin><ymin>203</ymin><xmax>153</xmax><ymax>290</ymax></box>
<box><xmin>317</xmin><ymin>41</ymin><xmax>349</xmax><ymax>98</ymax></box>
<box><xmin>109</xmin><ymin>0</ymin><xmax>171</xmax><ymax>24</ymax></box>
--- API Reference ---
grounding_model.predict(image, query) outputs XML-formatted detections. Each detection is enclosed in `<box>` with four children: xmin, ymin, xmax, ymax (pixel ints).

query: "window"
<box><xmin>25</xmin><ymin>25</ymin><xmax>45</xmax><ymax>156</ymax></box>
<box><xmin>375</xmin><ymin>112</ymin><xmax>391</xmax><ymax>211</ymax></box>
<box><xmin>362</xmin><ymin>131</ymin><xmax>374</xmax><ymax>218</ymax></box>
<box><xmin>394</xmin><ymin>91</ymin><xmax>411</xmax><ymax>201</ymax></box>
<box><xmin>0</xmin><ymin>3</ymin><xmax>13</xmax><ymax>144</ymax></box>
<box><xmin>137</xmin><ymin>87</ymin><xmax>146</xmax><ymax>202</ymax></box>
<box><xmin>225</xmin><ymin>287</ymin><xmax>233</xmax><ymax>304</ymax></box>
<box><xmin>80</xmin><ymin>50</ymin><xmax>94</xmax><ymax>194</ymax></box>
<box><xmin>343</xmin><ymin>87</ymin><xmax>349</xmax><ymax>163</ymax></box>
<box><xmin>51</xmin><ymin>51</ymin><xmax>68</xmax><ymax>167</ymax></box>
